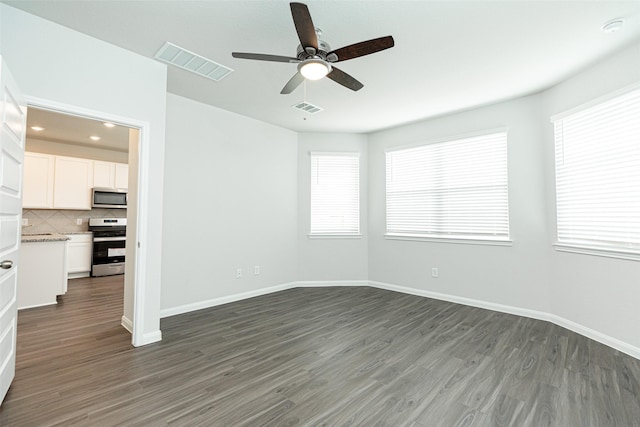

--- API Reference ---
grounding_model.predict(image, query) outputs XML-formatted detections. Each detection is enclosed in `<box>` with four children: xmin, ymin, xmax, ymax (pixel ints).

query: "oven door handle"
<box><xmin>93</xmin><ymin>237</ymin><xmax>127</xmax><ymax>242</ymax></box>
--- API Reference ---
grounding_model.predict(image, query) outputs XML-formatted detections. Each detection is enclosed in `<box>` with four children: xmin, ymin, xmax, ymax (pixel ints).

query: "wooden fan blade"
<box><xmin>232</xmin><ymin>52</ymin><xmax>300</xmax><ymax>63</ymax></box>
<box><xmin>290</xmin><ymin>2</ymin><xmax>318</xmax><ymax>50</ymax></box>
<box><xmin>327</xmin><ymin>36</ymin><xmax>394</xmax><ymax>62</ymax></box>
<box><xmin>281</xmin><ymin>72</ymin><xmax>305</xmax><ymax>94</ymax></box>
<box><xmin>327</xmin><ymin>66</ymin><xmax>363</xmax><ymax>91</ymax></box>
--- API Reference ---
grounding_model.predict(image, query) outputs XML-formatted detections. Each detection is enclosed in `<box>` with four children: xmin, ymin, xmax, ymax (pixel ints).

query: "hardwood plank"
<box><xmin>1</xmin><ymin>279</ymin><xmax>639</xmax><ymax>426</ymax></box>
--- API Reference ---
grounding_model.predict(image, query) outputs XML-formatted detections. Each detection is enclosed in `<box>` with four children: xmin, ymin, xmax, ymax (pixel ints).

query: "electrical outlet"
<box><xmin>76</xmin><ymin>218</ymin><xmax>83</xmax><ymax>225</ymax></box>
<box><xmin>22</xmin><ymin>218</ymin><xmax>29</xmax><ymax>226</ymax></box>
<box><xmin>236</xmin><ymin>268</ymin><xmax>242</xmax><ymax>279</ymax></box>
<box><xmin>431</xmin><ymin>268</ymin><xmax>439</xmax><ymax>278</ymax></box>
<box><xmin>254</xmin><ymin>265</ymin><xmax>260</xmax><ymax>275</ymax></box>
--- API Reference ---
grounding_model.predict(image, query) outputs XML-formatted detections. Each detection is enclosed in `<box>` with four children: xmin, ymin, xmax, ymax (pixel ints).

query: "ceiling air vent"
<box><xmin>292</xmin><ymin>101</ymin><xmax>323</xmax><ymax>114</ymax></box>
<box><xmin>154</xmin><ymin>42</ymin><xmax>233</xmax><ymax>82</ymax></box>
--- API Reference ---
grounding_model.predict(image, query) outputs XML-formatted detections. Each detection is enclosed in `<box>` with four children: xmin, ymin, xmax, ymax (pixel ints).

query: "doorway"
<box><xmin>22</xmin><ymin>98</ymin><xmax>148</xmax><ymax>346</ymax></box>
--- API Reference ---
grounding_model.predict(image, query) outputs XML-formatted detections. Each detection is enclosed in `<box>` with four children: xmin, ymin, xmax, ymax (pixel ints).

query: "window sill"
<box><xmin>553</xmin><ymin>243</ymin><xmax>640</xmax><ymax>262</ymax></box>
<box><xmin>308</xmin><ymin>234</ymin><xmax>362</xmax><ymax>239</ymax></box>
<box><xmin>385</xmin><ymin>234</ymin><xmax>512</xmax><ymax>246</ymax></box>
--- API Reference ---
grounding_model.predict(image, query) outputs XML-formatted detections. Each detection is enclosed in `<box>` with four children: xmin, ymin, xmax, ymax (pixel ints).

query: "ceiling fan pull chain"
<box><xmin>304</xmin><ymin>79</ymin><xmax>307</xmax><ymax>103</ymax></box>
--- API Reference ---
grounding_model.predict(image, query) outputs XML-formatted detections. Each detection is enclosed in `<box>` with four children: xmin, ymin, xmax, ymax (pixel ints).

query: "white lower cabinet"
<box><xmin>66</xmin><ymin>233</ymin><xmax>93</xmax><ymax>279</ymax></box>
<box><xmin>18</xmin><ymin>240</ymin><xmax>69</xmax><ymax>309</ymax></box>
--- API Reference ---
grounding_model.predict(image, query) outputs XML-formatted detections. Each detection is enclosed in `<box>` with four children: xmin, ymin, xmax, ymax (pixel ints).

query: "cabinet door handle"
<box><xmin>1</xmin><ymin>260</ymin><xmax>13</xmax><ymax>270</ymax></box>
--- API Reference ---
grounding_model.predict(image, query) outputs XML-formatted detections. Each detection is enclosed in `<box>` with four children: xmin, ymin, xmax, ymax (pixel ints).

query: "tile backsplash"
<box><xmin>22</xmin><ymin>209</ymin><xmax>127</xmax><ymax>234</ymax></box>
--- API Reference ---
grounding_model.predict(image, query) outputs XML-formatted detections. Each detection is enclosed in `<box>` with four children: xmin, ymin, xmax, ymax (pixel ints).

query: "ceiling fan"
<box><xmin>232</xmin><ymin>2</ymin><xmax>394</xmax><ymax>94</ymax></box>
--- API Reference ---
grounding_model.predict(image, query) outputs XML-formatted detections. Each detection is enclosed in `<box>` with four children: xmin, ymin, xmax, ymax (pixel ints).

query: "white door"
<box><xmin>0</xmin><ymin>58</ymin><xmax>26</xmax><ymax>405</ymax></box>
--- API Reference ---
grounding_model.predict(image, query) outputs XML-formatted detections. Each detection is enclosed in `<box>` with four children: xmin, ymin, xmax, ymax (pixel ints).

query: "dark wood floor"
<box><xmin>1</xmin><ymin>277</ymin><xmax>639</xmax><ymax>426</ymax></box>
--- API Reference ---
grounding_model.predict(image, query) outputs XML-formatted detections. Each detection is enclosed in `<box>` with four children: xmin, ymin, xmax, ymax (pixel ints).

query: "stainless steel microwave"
<box><xmin>92</xmin><ymin>188</ymin><xmax>127</xmax><ymax>209</ymax></box>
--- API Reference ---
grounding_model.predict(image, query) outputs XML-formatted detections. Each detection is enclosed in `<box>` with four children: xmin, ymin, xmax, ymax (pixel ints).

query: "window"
<box><xmin>553</xmin><ymin>86</ymin><xmax>640</xmax><ymax>260</ymax></box>
<box><xmin>386</xmin><ymin>131</ymin><xmax>509</xmax><ymax>243</ymax></box>
<box><xmin>310</xmin><ymin>152</ymin><xmax>360</xmax><ymax>236</ymax></box>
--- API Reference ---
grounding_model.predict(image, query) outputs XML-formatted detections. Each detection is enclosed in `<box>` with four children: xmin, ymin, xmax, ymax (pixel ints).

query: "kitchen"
<box><xmin>19</xmin><ymin>107</ymin><xmax>133</xmax><ymax>311</ymax></box>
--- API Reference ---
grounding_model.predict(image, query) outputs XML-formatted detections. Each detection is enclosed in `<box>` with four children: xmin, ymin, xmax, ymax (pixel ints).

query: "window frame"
<box><xmin>384</xmin><ymin>129</ymin><xmax>512</xmax><ymax>246</ymax></box>
<box><xmin>309</xmin><ymin>151</ymin><xmax>361</xmax><ymax>238</ymax></box>
<box><xmin>551</xmin><ymin>83</ymin><xmax>640</xmax><ymax>261</ymax></box>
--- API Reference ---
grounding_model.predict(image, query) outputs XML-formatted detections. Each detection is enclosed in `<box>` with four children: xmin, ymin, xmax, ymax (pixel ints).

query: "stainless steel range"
<box><xmin>89</xmin><ymin>218</ymin><xmax>127</xmax><ymax>277</ymax></box>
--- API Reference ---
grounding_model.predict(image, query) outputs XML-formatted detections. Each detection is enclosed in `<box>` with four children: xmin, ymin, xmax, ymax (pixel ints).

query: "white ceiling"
<box><xmin>27</xmin><ymin>107</ymin><xmax>130</xmax><ymax>152</ymax></box>
<box><xmin>7</xmin><ymin>0</ymin><xmax>640</xmax><ymax>133</ymax></box>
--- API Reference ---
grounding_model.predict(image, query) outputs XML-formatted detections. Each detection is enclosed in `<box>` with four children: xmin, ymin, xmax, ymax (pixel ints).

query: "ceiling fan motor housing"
<box><xmin>296</xmin><ymin>40</ymin><xmax>338</xmax><ymax>62</ymax></box>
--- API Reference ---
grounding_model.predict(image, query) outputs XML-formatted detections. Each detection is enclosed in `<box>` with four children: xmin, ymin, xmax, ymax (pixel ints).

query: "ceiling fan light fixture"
<box><xmin>299</xmin><ymin>59</ymin><xmax>331</xmax><ymax>80</ymax></box>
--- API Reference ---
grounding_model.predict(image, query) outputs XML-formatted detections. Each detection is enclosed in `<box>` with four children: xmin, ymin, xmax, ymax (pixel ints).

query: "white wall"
<box><xmin>368</xmin><ymin>95</ymin><xmax>551</xmax><ymax>313</ymax></box>
<box><xmin>297</xmin><ymin>133</ymin><xmax>368</xmax><ymax>282</ymax></box>
<box><xmin>542</xmin><ymin>42</ymin><xmax>640</xmax><ymax>351</ymax></box>
<box><xmin>1</xmin><ymin>4</ymin><xmax>167</xmax><ymax>344</ymax></box>
<box><xmin>26</xmin><ymin>138</ymin><xmax>129</xmax><ymax>163</ymax></box>
<box><xmin>365</xmin><ymin>42</ymin><xmax>640</xmax><ymax>357</ymax></box>
<box><xmin>160</xmin><ymin>94</ymin><xmax>298</xmax><ymax>315</ymax></box>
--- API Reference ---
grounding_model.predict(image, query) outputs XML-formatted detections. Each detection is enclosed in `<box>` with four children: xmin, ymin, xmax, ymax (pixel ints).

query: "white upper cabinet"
<box><xmin>53</xmin><ymin>156</ymin><xmax>94</xmax><ymax>210</ymax></box>
<box><xmin>23</xmin><ymin>152</ymin><xmax>55</xmax><ymax>208</ymax></box>
<box><xmin>115</xmin><ymin>163</ymin><xmax>128</xmax><ymax>190</ymax></box>
<box><xmin>93</xmin><ymin>161</ymin><xmax>116</xmax><ymax>188</ymax></box>
<box><xmin>23</xmin><ymin>153</ymin><xmax>127</xmax><ymax>210</ymax></box>
<box><xmin>93</xmin><ymin>161</ymin><xmax>128</xmax><ymax>190</ymax></box>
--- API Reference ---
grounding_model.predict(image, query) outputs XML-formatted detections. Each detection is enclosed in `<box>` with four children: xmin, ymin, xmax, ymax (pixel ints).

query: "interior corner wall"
<box><xmin>160</xmin><ymin>93</ymin><xmax>298</xmax><ymax>314</ymax></box>
<box><xmin>1</xmin><ymin>4</ymin><xmax>167</xmax><ymax>342</ymax></box>
<box><xmin>541</xmin><ymin>41</ymin><xmax>640</xmax><ymax>351</ymax></box>
<box><xmin>296</xmin><ymin>133</ymin><xmax>369</xmax><ymax>282</ymax></box>
<box><xmin>367</xmin><ymin>95</ymin><xmax>551</xmax><ymax>314</ymax></box>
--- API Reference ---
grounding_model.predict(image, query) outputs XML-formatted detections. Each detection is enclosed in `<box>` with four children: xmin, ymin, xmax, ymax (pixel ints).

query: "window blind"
<box><xmin>310</xmin><ymin>152</ymin><xmax>360</xmax><ymax>235</ymax></box>
<box><xmin>386</xmin><ymin>132</ymin><xmax>509</xmax><ymax>241</ymax></box>
<box><xmin>553</xmin><ymin>87</ymin><xmax>640</xmax><ymax>255</ymax></box>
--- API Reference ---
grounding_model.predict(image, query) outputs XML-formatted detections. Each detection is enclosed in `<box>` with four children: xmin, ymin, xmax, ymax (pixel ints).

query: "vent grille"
<box><xmin>154</xmin><ymin>42</ymin><xmax>233</xmax><ymax>82</ymax></box>
<box><xmin>292</xmin><ymin>101</ymin><xmax>323</xmax><ymax>114</ymax></box>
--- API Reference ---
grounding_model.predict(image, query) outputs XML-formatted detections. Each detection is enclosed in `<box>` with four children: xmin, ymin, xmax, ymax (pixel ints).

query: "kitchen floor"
<box><xmin>0</xmin><ymin>274</ymin><xmax>130</xmax><ymax>425</ymax></box>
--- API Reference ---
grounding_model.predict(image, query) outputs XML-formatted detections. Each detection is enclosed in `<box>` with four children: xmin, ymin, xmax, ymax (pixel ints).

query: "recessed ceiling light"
<box><xmin>103</xmin><ymin>122</ymin><xmax>116</xmax><ymax>128</ymax></box>
<box><xmin>89</xmin><ymin>136</ymin><xmax>101</xmax><ymax>141</ymax></box>
<box><xmin>30</xmin><ymin>126</ymin><xmax>45</xmax><ymax>131</ymax></box>
<box><xmin>602</xmin><ymin>18</ymin><xmax>624</xmax><ymax>34</ymax></box>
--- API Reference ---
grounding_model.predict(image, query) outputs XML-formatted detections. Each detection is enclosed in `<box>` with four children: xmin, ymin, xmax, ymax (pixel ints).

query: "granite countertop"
<box><xmin>21</xmin><ymin>233</ymin><xmax>71</xmax><ymax>243</ymax></box>
<box><xmin>62</xmin><ymin>231</ymin><xmax>93</xmax><ymax>235</ymax></box>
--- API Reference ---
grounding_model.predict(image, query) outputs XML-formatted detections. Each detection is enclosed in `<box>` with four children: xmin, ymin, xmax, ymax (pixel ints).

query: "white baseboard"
<box><xmin>159</xmin><ymin>282</ymin><xmax>297</xmax><ymax>318</ymax></box>
<box><xmin>368</xmin><ymin>281</ymin><xmax>553</xmax><ymax>322</ymax></box>
<box><xmin>295</xmin><ymin>280</ymin><xmax>370</xmax><ymax>288</ymax></box>
<box><xmin>369</xmin><ymin>280</ymin><xmax>640</xmax><ymax>360</ymax></box>
<box><xmin>135</xmin><ymin>330</ymin><xmax>162</xmax><ymax>347</ymax></box>
<box><xmin>548</xmin><ymin>314</ymin><xmax>640</xmax><ymax>361</ymax></box>
<box><xmin>120</xmin><ymin>315</ymin><xmax>133</xmax><ymax>334</ymax></box>
<box><xmin>158</xmin><ymin>279</ymin><xmax>640</xmax><ymax>360</ymax></box>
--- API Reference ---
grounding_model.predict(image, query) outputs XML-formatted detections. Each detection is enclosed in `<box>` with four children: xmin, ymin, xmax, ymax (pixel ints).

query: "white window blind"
<box><xmin>310</xmin><ymin>152</ymin><xmax>360</xmax><ymax>236</ymax></box>
<box><xmin>553</xmin><ymin>87</ymin><xmax>640</xmax><ymax>256</ymax></box>
<box><xmin>386</xmin><ymin>132</ymin><xmax>509</xmax><ymax>241</ymax></box>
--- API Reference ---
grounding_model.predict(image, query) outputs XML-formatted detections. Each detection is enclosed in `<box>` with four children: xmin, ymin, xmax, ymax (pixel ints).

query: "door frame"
<box><xmin>24</xmin><ymin>95</ymin><xmax>151</xmax><ymax>347</ymax></box>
